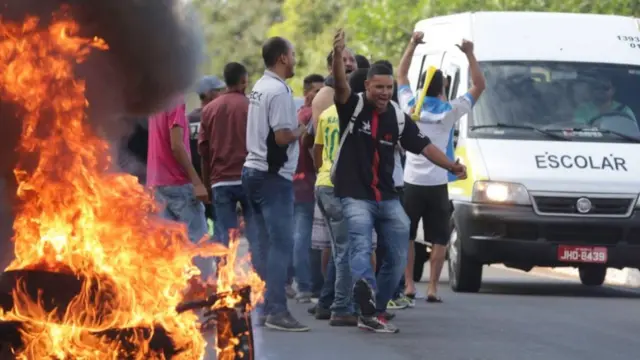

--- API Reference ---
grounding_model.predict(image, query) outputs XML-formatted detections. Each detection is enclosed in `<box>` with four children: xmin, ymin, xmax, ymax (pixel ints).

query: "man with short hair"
<box><xmin>198</xmin><ymin>63</ymin><xmax>250</xmax><ymax>248</ymax></box>
<box><xmin>242</xmin><ymin>36</ymin><xmax>309</xmax><ymax>332</ymax></box>
<box><xmin>331</xmin><ymin>29</ymin><xmax>467</xmax><ymax>333</ymax></box>
<box><xmin>148</xmin><ymin>99</ymin><xmax>210</xmax><ymax>278</ymax></box>
<box><xmin>397</xmin><ymin>31</ymin><xmax>485</xmax><ymax>302</ymax></box>
<box><xmin>292</xmin><ymin>73</ymin><xmax>325</xmax><ymax>303</ymax></box>
<box><xmin>370</xmin><ymin>59</ymin><xmax>411</xmax><ymax>310</ymax></box>
<box><xmin>372</xmin><ymin>60</ymin><xmax>399</xmax><ymax>103</ymax></box>
<box><xmin>189</xmin><ymin>76</ymin><xmax>226</xmax><ymax>228</ymax></box>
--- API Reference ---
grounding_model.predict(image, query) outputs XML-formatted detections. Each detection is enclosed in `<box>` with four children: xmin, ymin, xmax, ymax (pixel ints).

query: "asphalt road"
<box><xmin>249</xmin><ymin>266</ymin><xmax>640</xmax><ymax>360</ymax></box>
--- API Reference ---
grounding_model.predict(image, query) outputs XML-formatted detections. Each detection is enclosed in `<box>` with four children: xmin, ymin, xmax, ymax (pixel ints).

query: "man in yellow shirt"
<box><xmin>312</xmin><ymin>69</ymin><xmax>369</xmax><ymax>327</ymax></box>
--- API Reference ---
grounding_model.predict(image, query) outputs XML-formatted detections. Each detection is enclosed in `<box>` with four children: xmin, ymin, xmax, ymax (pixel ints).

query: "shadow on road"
<box><xmin>479</xmin><ymin>281</ymin><xmax>640</xmax><ymax>298</ymax></box>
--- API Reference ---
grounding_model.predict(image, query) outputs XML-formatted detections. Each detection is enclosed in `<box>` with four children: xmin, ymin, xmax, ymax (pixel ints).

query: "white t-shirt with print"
<box><xmin>397</xmin><ymin>84</ymin><xmax>475</xmax><ymax>186</ymax></box>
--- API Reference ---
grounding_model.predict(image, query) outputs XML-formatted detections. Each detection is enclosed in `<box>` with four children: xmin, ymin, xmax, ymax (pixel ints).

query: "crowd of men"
<box><xmin>144</xmin><ymin>29</ymin><xmax>485</xmax><ymax>334</ymax></box>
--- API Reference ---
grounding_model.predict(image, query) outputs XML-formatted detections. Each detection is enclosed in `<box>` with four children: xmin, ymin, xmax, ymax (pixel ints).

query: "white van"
<box><xmin>408</xmin><ymin>12</ymin><xmax>640</xmax><ymax>292</ymax></box>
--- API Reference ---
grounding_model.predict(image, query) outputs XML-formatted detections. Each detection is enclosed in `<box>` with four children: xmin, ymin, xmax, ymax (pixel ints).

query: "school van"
<box><xmin>408</xmin><ymin>11</ymin><xmax>640</xmax><ymax>292</ymax></box>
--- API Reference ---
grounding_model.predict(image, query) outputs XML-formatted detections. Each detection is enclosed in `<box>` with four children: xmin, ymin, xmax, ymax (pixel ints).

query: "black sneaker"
<box><xmin>353</xmin><ymin>279</ymin><xmax>376</xmax><ymax>316</ymax></box>
<box><xmin>329</xmin><ymin>314</ymin><xmax>358</xmax><ymax>327</ymax></box>
<box><xmin>314</xmin><ymin>306</ymin><xmax>331</xmax><ymax>320</ymax></box>
<box><xmin>357</xmin><ymin>315</ymin><xmax>399</xmax><ymax>333</ymax></box>
<box><xmin>307</xmin><ymin>305</ymin><xmax>316</xmax><ymax>315</ymax></box>
<box><xmin>265</xmin><ymin>312</ymin><xmax>310</xmax><ymax>332</ymax></box>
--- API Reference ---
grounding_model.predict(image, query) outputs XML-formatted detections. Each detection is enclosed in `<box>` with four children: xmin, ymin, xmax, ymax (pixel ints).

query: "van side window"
<box><xmin>450</xmin><ymin>68</ymin><xmax>461</xmax><ymax>100</ymax></box>
<box><xmin>416</xmin><ymin>53</ymin><xmax>445</xmax><ymax>92</ymax></box>
<box><xmin>416</xmin><ymin>55</ymin><xmax>427</xmax><ymax>90</ymax></box>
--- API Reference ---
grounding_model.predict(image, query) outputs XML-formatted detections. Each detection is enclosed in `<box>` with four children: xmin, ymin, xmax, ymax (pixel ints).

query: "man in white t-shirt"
<box><xmin>396</xmin><ymin>32</ymin><xmax>485</xmax><ymax>302</ymax></box>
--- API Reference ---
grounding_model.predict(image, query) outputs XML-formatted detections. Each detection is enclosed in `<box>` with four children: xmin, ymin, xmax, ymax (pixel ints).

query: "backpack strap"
<box><xmin>330</xmin><ymin>93</ymin><xmax>364</xmax><ymax>184</ymax></box>
<box><xmin>391</xmin><ymin>100</ymin><xmax>405</xmax><ymax>140</ymax></box>
<box><xmin>338</xmin><ymin>93</ymin><xmax>364</xmax><ymax>145</ymax></box>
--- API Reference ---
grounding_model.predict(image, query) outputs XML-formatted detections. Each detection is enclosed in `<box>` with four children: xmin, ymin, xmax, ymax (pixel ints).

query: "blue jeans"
<box><xmin>155</xmin><ymin>184</ymin><xmax>210</xmax><ymax>279</ymax></box>
<box><xmin>293</xmin><ymin>201</ymin><xmax>314</xmax><ymax>293</ymax></box>
<box><xmin>376</xmin><ymin>244</ymin><xmax>406</xmax><ymax>298</ymax></box>
<box><xmin>341</xmin><ymin>197</ymin><xmax>410</xmax><ymax>314</ymax></box>
<box><xmin>310</xmin><ymin>249</ymin><xmax>324</xmax><ymax>295</ymax></box>
<box><xmin>316</xmin><ymin>186</ymin><xmax>352</xmax><ymax>315</ymax></box>
<box><xmin>212</xmin><ymin>184</ymin><xmax>252</xmax><ymax>247</ymax></box>
<box><xmin>242</xmin><ymin>167</ymin><xmax>294</xmax><ymax>316</ymax></box>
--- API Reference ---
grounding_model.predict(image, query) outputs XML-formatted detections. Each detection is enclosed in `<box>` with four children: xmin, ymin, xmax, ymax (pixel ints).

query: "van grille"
<box><xmin>533</xmin><ymin>196</ymin><xmax>633</xmax><ymax>216</ymax></box>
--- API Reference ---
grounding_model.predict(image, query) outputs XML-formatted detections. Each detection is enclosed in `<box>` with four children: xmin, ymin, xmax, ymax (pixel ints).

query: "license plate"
<box><xmin>557</xmin><ymin>245</ymin><xmax>607</xmax><ymax>263</ymax></box>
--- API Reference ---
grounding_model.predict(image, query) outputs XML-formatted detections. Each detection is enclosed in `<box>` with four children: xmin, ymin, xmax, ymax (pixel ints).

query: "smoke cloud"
<box><xmin>0</xmin><ymin>0</ymin><xmax>204</xmax><ymax>268</ymax></box>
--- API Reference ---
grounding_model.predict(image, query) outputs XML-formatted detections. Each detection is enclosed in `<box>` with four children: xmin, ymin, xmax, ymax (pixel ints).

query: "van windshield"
<box><xmin>470</xmin><ymin>62</ymin><xmax>640</xmax><ymax>143</ymax></box>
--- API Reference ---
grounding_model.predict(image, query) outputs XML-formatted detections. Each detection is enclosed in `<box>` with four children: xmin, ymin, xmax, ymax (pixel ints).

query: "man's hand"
<box><xmin>410</xmin><ymin>31</ymin><xmax>424</xmax><ymax>45</ymax></box>
<box><xmin>450</xmin><ymin>160</ymin><xmax>467</xmax><ymax>180</ymax></box>
<box><xmin>456</xmin><ymin>39</ymin><xmax>474</xmax><ymax>55</ymax></box>
<box><xmin>194</xmin><ymin>183</ymin><xmax>210</xmax><ymax>203</ymax></box>
<box><xmin>333</xmin><ymin>29</ymin><xmax>346</xmax><ymax>53</ymax></box>
<box><xmin>297</xmin><ymin>123</ymin><xmax>308</xmax><ymax>137</ymax></box>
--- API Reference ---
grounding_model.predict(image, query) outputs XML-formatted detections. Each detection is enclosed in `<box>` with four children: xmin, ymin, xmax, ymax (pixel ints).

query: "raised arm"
<box><xmin>457</xmin><ymin>39</ymin><xmax>485</xmax><ymax>101</ymax></box>
<box><xmin>332</xmin><ymin>29</ymin><xmax>351</xmax><ymax>104</ymax></box>
<box><xmin>397</xmin><ymin>31</ymin><xmax>424</xmax><ymax>87</ymax></box>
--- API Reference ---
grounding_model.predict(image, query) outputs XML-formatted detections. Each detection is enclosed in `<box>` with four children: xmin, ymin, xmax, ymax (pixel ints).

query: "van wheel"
<box><xmin>579</xmin><ymin>265</ymin><xmax>606</xmax><ymax>286</ymax></box>
<box><xmin>448</xmin><ymin>221</ymin><xmax>482</xmax><ymax>293</ymax></box>
<box><xmin>413</xmin><ymin>242</ymin><xmax>429</xmax><ymax>282</ymax></box>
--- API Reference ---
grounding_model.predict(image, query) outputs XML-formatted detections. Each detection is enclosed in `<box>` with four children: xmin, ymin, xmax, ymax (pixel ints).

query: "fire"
<box><xmin>0</xmin><ymin>10</ymin><xmax>263</xmax><ymax>359</ymax></box>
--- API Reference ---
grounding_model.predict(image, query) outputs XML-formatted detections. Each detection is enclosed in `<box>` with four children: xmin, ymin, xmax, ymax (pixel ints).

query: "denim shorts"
<box><xmin>154</xmin><ymin>183</ymin><xmax>208</xmax><ymax>243</ymax></box>
<box><xmin>311</xmin><ymin>204</ymin><xmax>331</xmax><ymax>250</ymax></box>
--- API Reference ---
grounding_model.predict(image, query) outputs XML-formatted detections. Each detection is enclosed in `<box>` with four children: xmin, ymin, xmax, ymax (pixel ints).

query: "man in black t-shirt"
<box><xmin>331</xmin><ymin>29</ymin><xmax>466</xmax><ymax>334</ymax></box>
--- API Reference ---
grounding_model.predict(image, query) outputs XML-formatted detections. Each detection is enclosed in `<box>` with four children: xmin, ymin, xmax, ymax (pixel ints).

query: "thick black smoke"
<box><xmin>0</xmin><ymin>0</ymin><xmax>204</xmax><ymax>268</ymax></box>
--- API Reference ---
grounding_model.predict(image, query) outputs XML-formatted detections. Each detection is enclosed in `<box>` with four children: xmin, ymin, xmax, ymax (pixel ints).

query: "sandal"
<box><xmin>426</xmin><ymin>295</ymin><xmax>443</xmax><ymax>303</ymax></box>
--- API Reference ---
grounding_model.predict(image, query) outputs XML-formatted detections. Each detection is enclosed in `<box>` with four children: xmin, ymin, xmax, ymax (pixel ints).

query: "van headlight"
<box><xmin>472</xmin><ymin>181</ymin><xmax>531</xmax><ymax>205</ymax></box>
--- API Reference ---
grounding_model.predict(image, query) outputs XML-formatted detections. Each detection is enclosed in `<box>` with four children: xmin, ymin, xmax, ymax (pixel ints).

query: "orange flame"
<box><xmin>0</xmin><ymin>11</ymin><xmax>263</xmax><ymax>359</ymax></box>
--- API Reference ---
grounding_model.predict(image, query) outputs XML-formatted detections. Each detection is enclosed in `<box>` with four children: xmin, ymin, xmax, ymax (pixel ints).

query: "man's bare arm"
<box><xmin>332</xmin><ymin>29</ymin><xmax>351</xmax><ymax>104</ymax></box>
<box><xmin>170</xmin><ymin>127</ymin><xmax>203</xmax><ymax>186</ymax></box>
<box><xmin>397</xmin><ymin>32</ymin><xmax>424</xmax><ymax>86</ymax></box>
<box><xmin>457</xmin><ymin>40</ymin><xmax>486</xmax><ymax>101</ymax></box>
<box><xmin>313</xmin><ymin>144</ymin><xmax>324</xmax><ymax>171</ymax></box>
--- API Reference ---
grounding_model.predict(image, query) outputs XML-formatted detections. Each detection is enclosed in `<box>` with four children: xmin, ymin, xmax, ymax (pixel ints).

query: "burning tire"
<box><xmin>0</xmin><ymin>270</ymin><xmax>183</xmax><ymax>359</ymax></box>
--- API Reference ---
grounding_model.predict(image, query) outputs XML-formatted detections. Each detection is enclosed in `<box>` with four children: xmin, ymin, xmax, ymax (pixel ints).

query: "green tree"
<box><xmin>191</xmin><ymin>0</ymin><xmax>283</xmax><ymax>82</ymax></box>
<box><xmin>268</xmin><ymin>0</ymin><xmax>351</xmax><ymax>94</ymax></box>
<box><xmin>268</xmin><ymin>0</ymin><xmax>640</xmax><ymax>96</ymax></box>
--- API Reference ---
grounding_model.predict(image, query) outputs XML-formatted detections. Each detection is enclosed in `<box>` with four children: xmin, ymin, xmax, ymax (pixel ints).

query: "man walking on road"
<box><xmin>397</xmin><ymin>31</ymin><xmax>485</xmax><ymax>302</ymax></box>
<box><xmin>242</xmin><ymin>36</ymin><xmax>309</xmax><ymax>332</ymax></box>
<box><xmin>198</xmin><ymin>63</ymin><xmax>250</xmax><ymax>246</ymax></box>
<box><xmin>331</xmin><ymin>29</ymin><xmax>467</xmax><ymax>333</ymax></box>
<box><xmin>292</xmin><ymin>74</ymin><xmax>325</xmax><ymax>303</ymax></box>
<box><xmin>313</xmin><ymin>68</ymin><xmax>369</xmax><ymax>327</ymax></box>
<box><xmin>147</xmin><ymin>99</ymin><xmax>210</xmax><ymax>278</ymax></box>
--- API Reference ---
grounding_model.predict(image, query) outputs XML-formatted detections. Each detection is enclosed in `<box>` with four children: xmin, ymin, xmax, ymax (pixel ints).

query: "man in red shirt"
<box><xmin>198</xmin><ymin>63</ymin><xmax>250</xmax><ymax>247</ymax></box>
<box><xmin>291</xmin><ymin>74</ymin><xmax>325</xmax><ymax>303</ymax></box>
<box><xmin>147</xmin><ymin>99</ymin><xmax>210</xmax><ymax>277</ymax></box>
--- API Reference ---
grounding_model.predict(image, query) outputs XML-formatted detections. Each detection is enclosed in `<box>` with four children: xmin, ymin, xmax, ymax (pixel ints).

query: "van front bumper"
<box><xmin>453</xmin><ymin>201</ymin><xmax>640</xmax><ymax>268</ymax></box>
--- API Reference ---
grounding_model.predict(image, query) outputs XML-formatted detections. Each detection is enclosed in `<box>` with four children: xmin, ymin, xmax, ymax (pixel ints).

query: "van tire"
<box><xmin>413</xmin><ymin>242</ymin><xmax>429</xmax><ymax>282</ymax></box>
<box><xmin>578</xmin><ymin>266</ymin><xmax>606</xmax><ymax>286</ymax></box>
<box><xmin>448</xmin><ymin>220</ymin><xmax>482</xmax><ymax>293</ymax></box>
